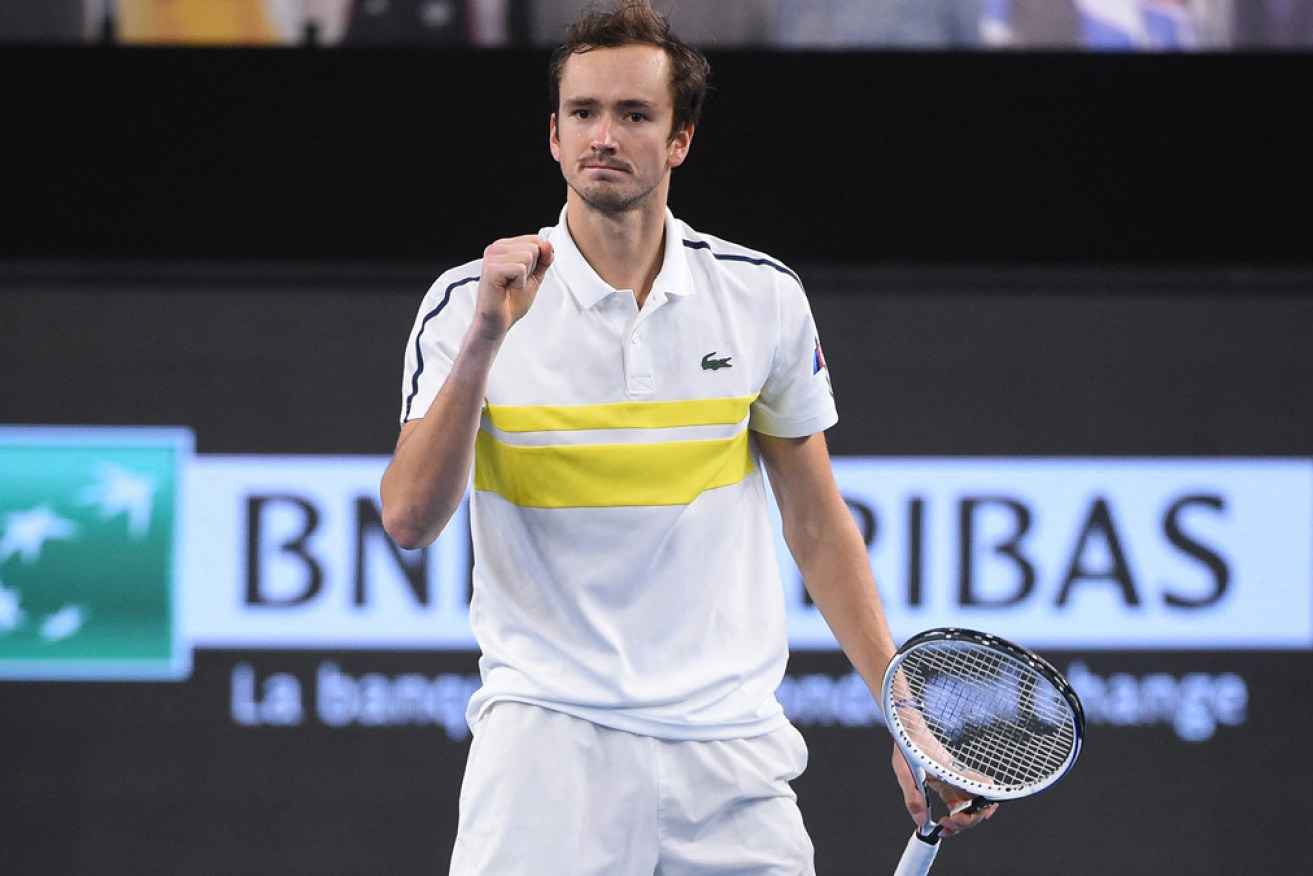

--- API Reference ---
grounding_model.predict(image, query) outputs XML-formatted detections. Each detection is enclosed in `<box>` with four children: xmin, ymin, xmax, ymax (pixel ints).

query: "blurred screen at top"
<box><xmin>2</xmin><ymin>1</ymin><xmax>1311</xmax><ymax>50</ymax></box>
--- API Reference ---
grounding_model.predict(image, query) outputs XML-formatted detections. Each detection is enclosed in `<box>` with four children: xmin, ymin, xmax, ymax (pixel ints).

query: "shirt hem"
<box><xmin>468</xmin><ymin>692</ymin><xmax>791</xmax><ymax>742</ymax></box>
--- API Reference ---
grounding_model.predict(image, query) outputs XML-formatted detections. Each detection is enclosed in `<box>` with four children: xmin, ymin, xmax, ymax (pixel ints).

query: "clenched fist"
<box><xmin>475</xmin><ymin>235</ymin><xmax>555</xmax><ymax>341</ymax></box>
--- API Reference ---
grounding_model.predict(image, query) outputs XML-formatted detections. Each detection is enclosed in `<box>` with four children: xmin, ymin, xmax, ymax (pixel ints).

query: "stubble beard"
<box><xmin>567</xmin><ymin>167</ymin><xmax>667</xmax><ymax>217</ymax></box>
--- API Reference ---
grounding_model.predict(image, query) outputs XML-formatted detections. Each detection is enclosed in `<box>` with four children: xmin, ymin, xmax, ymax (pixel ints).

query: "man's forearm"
<box><xmin>380</xmin><ymin>329</ymin><xmax>503</xmax><ymax>549</ymax></box>
<box><xmin>794</xmin><ymin>518</ymin><xmax>898</xmax><ymax>704</ymax></box>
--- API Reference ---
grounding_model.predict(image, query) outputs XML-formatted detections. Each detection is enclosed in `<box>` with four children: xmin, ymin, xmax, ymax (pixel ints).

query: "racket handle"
<box><xmin>892</xmin><ymin>830</ymin><xmax>940</xmax><ymax>876</ymax></box>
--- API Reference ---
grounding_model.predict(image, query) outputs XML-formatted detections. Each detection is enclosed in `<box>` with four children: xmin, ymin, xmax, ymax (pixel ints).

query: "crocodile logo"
<box><xmin>701</xmin><ymin>352</ymin><xmax>733</xmax><ymax>371</ymax></box>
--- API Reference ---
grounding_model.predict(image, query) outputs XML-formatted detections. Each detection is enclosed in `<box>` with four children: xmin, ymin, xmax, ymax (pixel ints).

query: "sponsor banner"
<box><xmin>4</xmin><ymin>425</ymin><xmax>1310</xmax><ymax>681</ymax></box>
<box><xmin>188</xmin><ymin>453</ymin><xmax>1313</xmax><ymax>652</ymax></box>
<box><xmin>0</xmin><ymin>426</ymin><xmax>191</xmax><ymax>679</ymax></box>
<box><xmin>778</xmin><ymin>458</ymin><xmax>1313</xmax><ymax>650</ymax></box>
<box><xmin>220</xmin><ymin>648</ymin><xmax>1259</xmax><ymax>744</ymax></box>
<box><xmin>185</xmin><ymin>455</ymin><xmax>474</xmax><ymax>650</ymax></box>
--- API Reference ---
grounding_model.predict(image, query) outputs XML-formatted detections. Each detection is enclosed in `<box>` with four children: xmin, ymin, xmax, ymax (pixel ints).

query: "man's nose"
<box><xmin>590</xmin><ymin>118</ymin><xmax>618</xmax><ymax>152</ymax></box>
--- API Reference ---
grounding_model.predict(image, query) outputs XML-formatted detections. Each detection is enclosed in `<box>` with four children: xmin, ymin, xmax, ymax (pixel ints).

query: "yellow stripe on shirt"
<box><xmin>474</xmin><ymin>428</ymin><xmax>755</xmax><ymax>508</ymax></box>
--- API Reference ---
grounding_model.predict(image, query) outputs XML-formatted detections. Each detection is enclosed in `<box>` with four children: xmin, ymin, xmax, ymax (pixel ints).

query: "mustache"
<box><xmin>579</xmin><ymin>158</ymin><xmax>631</xmax><ymax>172</ymax></box>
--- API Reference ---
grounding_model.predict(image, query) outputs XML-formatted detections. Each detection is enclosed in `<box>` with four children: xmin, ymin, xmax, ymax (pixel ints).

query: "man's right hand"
<box><xmin>475</xmin><ymin>235</ymin><xmax>555</xmax><ymax>340</ymax></box>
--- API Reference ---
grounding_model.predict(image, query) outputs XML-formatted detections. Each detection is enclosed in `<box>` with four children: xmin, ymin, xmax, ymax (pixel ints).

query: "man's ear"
<box><xmin>549</xmin><ymin>113</ymin><xmax>561</xmax><ymax>162</ymax></box>
<box><xmin>668</xmin><ymin>123</ymin><xmax>694</xmax><ymax>168</ymax></box>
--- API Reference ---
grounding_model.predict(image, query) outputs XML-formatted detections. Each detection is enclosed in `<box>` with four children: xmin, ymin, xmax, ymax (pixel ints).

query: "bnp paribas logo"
<box><xmin>0</xmin><ymin>427</ymin><xmax>192</xmax><ymax>680</ymax></box>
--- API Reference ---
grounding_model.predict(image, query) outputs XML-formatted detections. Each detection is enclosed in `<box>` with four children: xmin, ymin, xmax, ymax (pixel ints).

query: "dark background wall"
<box><xmin>3</xmin><ymin>46</ymin><xmax>1312</xmax><ymax>875</ymax></box>
<box><xmin>3</xmin><ymin>48</ymin><xmax>1312</xmax><ymax>266</ymax></box>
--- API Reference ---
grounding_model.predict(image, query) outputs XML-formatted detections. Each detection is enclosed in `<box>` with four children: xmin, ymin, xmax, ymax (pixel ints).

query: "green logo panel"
<box><xmin>0</xmin><ymin>427</ymin><xmax>192</xmax><ymax>680</ymax></box>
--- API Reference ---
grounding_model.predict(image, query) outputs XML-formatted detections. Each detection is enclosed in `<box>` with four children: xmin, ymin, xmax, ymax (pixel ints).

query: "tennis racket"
<box><xmin>882</xmin><ymin>628</ymin><xmax>1085</xmax><ymax>876</ymax></box>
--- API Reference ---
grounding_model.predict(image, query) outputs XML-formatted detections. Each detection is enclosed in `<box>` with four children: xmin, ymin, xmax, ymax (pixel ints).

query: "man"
<box><xmin>381</xmin><ymin>2</ymin><xmax>990</xmax><ymax>871</ymax></box>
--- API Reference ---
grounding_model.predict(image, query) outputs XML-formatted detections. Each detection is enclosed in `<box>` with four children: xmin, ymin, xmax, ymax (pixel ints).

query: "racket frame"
<box><xmin>881</xmin><ymin>627</ymin><xmax>1085</xmax><ymax>802</ymax></box>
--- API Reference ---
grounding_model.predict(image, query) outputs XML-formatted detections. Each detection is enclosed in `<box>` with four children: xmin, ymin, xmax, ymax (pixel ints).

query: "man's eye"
<box><xmin>627</xmin><ymin>113</ymin><xmax>647</xmax><ymax>123</ymax></box>
<box><xmin>572</xmin><ymin>109</ymin><xmax>591</xmax><ymax>119</ymax></box>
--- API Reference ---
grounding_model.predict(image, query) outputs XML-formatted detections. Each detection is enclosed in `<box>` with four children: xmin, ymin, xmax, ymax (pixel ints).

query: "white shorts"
<box><xmin>449</xmin><ymin>702</ymin><xmax>816</xmax><ymax>875</ymax></box>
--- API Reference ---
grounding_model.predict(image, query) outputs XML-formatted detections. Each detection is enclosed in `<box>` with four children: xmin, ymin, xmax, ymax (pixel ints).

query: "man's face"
<box><xmin>550</xmin><ymin>43</ymin><xmax>693</xmax><ymax>216</ymax></box>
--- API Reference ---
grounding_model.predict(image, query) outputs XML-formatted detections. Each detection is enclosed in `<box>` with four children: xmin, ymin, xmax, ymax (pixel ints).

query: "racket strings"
<box><xmin>892</xmin><ymin>643</ymin><xmax>1078</xmax><ymax>794</ymax></box>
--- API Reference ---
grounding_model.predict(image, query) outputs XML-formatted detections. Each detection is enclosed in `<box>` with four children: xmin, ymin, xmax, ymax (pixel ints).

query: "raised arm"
<box><xmin>380</xmin><ymin>235</ymin><xmax>553</xmax><ymax>550</ymax></box>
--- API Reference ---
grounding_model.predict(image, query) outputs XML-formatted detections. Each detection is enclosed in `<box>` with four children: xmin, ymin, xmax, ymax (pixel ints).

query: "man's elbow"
<box><xmin>381</xmin><ymin>503</ymin><xmax>438</xmax><ymax>551</ymax></box>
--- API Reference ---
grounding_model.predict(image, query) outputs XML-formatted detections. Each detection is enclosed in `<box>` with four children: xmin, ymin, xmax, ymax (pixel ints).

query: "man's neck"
<box><xmin>565</xmin><ymin>196</ymin><xmax>668</xmax><ymax>309</ymax></box>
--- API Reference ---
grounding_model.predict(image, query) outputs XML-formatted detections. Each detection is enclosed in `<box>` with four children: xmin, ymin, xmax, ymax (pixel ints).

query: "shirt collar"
<box><xmin>545</xmin><ymin>205</ymin><xmax>695</xmax><ymax>311</ymax></box>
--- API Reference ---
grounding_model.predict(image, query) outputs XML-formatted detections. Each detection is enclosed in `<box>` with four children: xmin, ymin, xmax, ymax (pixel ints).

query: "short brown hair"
<box><xmin>548</xmin><ymin>1</ymin><xmax>711</xmax><ymax>137</ymax></box>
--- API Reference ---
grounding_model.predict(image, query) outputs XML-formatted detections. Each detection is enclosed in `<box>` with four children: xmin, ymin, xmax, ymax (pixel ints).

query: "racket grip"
<box><xmin>891</xmin><ymin>830</ymin><xmax>940</xmax><ymax>876</ymax></box>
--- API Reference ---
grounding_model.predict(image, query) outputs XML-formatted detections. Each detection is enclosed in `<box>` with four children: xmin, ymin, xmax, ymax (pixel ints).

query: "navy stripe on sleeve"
<box><xmin>682</xmin><ymin>239</ymin><xmax>802</xmax><ymax>286</ymax></box>
<box><xmin>402</xmin><ymin>275</ymin><xmax>479</xmax><ymax>422</ymax></box>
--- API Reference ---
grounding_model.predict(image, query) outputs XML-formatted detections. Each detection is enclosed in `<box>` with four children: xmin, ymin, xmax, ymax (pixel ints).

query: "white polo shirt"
<box><xmin>400</xmin><ymin>207</ymin><xmax>837</xmax><ymax>740</ymax></box>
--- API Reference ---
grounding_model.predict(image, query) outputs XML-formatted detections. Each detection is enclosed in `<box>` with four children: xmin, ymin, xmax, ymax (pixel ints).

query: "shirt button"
<box><xmin>631</xmin><ymin>335</ymin><xmax>641</xmax><ymax>344</ymax></box>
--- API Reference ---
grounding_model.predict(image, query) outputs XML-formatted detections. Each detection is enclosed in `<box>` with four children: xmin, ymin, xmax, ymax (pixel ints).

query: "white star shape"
<box><xmin>40</xmin><ymin>604</ymin><xmax>87</xmax><ymax>642</ymax></box>
<box><xmin>0</xmin><ymin>582</ymin><xmax>23</xmax><ymax>632</ymax></box>
<box><xmin>0</xmin><ymin>504</ymin><xmax>80</xmax><ymax>564</ymax></box>
<box><xmin>79</xmin><ymin>463</ymin><xmax>157</xmax><ymax>539</ymax></box>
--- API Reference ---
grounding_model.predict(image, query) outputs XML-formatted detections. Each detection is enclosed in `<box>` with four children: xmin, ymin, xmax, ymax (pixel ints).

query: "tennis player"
<box><xmin>381</xmin><ymin>1</ymin><xmax>991</xmax><ymax>871</ymax></box>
